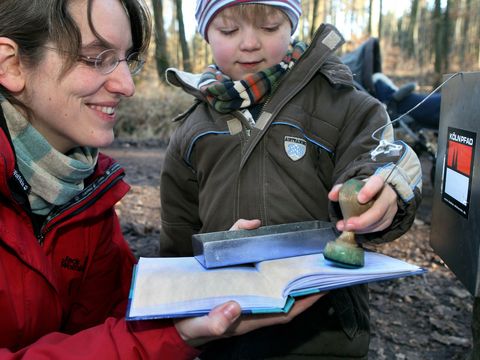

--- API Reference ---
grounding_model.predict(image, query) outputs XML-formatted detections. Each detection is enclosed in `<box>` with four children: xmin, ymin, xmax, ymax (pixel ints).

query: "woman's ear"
<box><xmin>0</xmin><ymin>37</ymin><xmax>25</xmax><ymax>93</ymax></box>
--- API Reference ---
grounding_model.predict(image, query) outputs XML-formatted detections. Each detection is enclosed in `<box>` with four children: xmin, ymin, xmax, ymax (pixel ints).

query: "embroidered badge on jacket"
<box><xmin>284</xmin><ymin>136</ymin><xmax>307</xmax><ymax>161</ymax></box>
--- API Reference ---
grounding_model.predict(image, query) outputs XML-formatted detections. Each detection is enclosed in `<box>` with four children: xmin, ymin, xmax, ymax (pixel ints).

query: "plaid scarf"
<box><xmin>2</xmin><ymin>102</ymin><xmax>98</xmax><ymax>216</ymax></box>
<box><xmin>199</xmin><ymin>41</ymin><xmax>307</xmax><ymax>113</ymax></box>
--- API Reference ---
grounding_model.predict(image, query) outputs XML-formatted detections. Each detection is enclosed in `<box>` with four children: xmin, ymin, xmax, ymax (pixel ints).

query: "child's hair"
<box><xmin>214</xmin><ymin>4</ymin><xmax>290</xmax><ymax>28</ymax></box>
<box><xmin>195</xmin><ymin>0</ymin><xmax>301</xmax><ymax>40</ymax></box>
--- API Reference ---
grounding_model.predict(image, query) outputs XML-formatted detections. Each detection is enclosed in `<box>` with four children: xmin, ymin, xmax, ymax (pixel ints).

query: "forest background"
<box><xmin>115</xmin><ymin>0</ymin><xmax>480</xmax><ymax>140</ymax></box>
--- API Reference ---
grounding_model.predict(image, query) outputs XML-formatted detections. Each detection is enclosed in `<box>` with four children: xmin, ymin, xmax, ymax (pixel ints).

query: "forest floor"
<box><xmin>103</xmin><ymin>140</ymin><xmax>474</xmax><ymax>360</ymax></box>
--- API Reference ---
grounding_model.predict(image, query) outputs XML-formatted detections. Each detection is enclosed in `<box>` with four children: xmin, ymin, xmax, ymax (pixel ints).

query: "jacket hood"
<box><xmin>165</xmin><ymin>68</ymin><xmax>208</xmax><ymax>101</ymax></box>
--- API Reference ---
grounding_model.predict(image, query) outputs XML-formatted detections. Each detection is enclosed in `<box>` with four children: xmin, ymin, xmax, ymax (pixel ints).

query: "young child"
<box><xmin>160</xmin><ymin>0</ymin><xmax>422</xmax><ymax>358</ymax></box>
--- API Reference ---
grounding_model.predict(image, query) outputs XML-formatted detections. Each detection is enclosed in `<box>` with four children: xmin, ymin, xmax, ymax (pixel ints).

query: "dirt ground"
<box><xmin>103</xmin><ymin>141</ymin><xmax>474</xmax><ymax>360</ymax></box>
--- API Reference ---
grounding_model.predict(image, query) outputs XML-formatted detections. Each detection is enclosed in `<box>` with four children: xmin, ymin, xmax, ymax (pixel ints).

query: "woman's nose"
<box><xmin>105</xmin><ymin>61</ymin><xmax>135</xmax><ymax>97</ymax></box>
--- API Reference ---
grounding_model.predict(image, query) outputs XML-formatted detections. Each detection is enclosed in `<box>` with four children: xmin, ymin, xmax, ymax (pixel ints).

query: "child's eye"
<box><xmin>220</xmin><ymin>28</ymin><xmax>238</xmax><ymax>36</ymax></box>
<box><xmin>261</xmin><ymin>25</ymin><xmax>280</xmax><ymax>32</ymax></box>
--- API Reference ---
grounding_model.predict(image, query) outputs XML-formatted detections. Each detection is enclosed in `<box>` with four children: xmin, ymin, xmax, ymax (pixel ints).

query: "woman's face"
<box><xmin>20</xmin><ymin>0</ymin><xmax>135</xmax><ymax>153</ymax></box>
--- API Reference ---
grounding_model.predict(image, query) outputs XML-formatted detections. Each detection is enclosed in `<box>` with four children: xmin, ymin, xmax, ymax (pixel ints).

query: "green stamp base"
<box><xmin>323</xmin><ymin>241</ymin><xmax>365</xmax><ymax>268</ymax></box>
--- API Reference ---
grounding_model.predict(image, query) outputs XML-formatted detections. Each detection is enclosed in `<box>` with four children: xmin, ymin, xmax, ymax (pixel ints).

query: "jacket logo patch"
<box><xmin>61</xmin><ymin>256</ymin><xmax>87</xmax><ymax>272</ymax></box>
<box><xmin>284</xmin><ymin>136</ymin><xmax>307</xmax><ymax>161</ymax></box>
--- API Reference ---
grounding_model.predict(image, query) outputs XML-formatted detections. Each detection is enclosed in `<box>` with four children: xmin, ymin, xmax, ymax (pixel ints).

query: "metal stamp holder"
<box><xmin>193</xmin><ymin>220</ymin><xmax>337</xmax><ymax>269</ymax></box>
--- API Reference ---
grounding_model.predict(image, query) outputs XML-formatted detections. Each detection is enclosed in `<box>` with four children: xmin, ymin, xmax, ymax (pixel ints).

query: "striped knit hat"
<box><xmin>195</xmin><ymin>0</ymin><xmax>302</xmax><ymax>40</ymax></box>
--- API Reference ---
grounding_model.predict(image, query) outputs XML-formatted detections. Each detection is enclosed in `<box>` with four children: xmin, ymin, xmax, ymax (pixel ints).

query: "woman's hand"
<box><xmin>174</xmin><ymin>293</ymin><xmax>324</xmax><ymax>347</ymax></box>
<box><xmin>328</xmin><ymin>175</ymin><xmax>398</xmax><ymax>234</ymax></box>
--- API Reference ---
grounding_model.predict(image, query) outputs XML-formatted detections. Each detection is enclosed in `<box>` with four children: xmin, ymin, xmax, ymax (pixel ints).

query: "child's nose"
<box><xmin>239</xmin><ymin>29</ymin><xmax>261</xmax><ymax>51</ymax></box>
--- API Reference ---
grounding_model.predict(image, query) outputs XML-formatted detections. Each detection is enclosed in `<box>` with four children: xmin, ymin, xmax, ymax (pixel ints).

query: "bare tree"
<box><xmin>378</xmin><ymin>0</ymin><xmax>383</xmax><ymax>40</ymax></box>
<box><xmin>367</xmin><ymin>0</ymin><xmax>374</xmax><ymax>35</ymax></box>
<box><xmin>433</xmin><ymin>0</ymin><xmax>443</xmax><ymax>85</ymax></box>
<box><xmin>151</xmin><ymin>0</ymin><xmax>169</xmax><ymax>82</ymax></box>
<box><xmin>406</xmin><ymin>0</ymin><xmax>419</xmax><ymax>57</ymax></box>
<box><xmin>323</xmin><ymin>0</ymin><xmax>329</xmax><ymax>23</ymax></box>
<box><xmin>441</xmin><ymin>0</ymin><xmax>452</xmax><ymax>73</ymax></box>
<box><xmin>459</xmin><ymin>0</ymin><xmax>471</xmax><ymax>67</ymax></box>
<box><xmin>310</xmin><ymin>0</ymin><xmax>320</xmax><ymax>40</ymax></box>
<box><xmin>175</xmin><ymin>0</ymin><xmax>192</xmax><ymax>72</ymax></box>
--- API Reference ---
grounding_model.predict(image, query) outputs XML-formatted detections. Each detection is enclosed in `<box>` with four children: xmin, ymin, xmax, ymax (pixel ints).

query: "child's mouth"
<box><xmin>238</xmin><ymin>61</ymin><xmax>262</xmax><ymax>69</ymax></box>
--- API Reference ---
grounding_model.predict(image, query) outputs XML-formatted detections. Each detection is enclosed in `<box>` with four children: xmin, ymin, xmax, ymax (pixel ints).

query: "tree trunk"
<box><xmin>367</xmin><ymin>0</ymin><xmax>373</xmax><ymax>35</ymax></box>
<box><xmin>442</xmin><ymin>0</ymin><xmax>451</xmax><ymax>73</ymax></box>
<box><xmin>175</xmin><ymin>0</ymin><xmax>192</xmax><ymax>72</ymax></box>
<box><xmin>310</xmin><ymin>0</ymin><xmax>320</xmax><ymax>40</ymax></box>
<box><xmin>433</xmin><ymin>0</ymin><xmax>443</xmax><ymax>86</ymax></box>
<box><xmin>151</xmin><ymin>0</ymin><xmax>169</xmax><ymax>82</ymax></box>
<box><xmin>416</xmin><ymin>2</ymin><xmax>428</xmax><ymax>71</ymax></box>
<box><xmin>323</xmin><ymin>0</ymin><xmax>329</xmax><ymax>23</ymax></box>
<box><xmin>406</xmin><ymin>0</ymin><xmax>419</xmax><ymax>57</ymax></box>
<box><xmin>378</xmin><ymin>0</ymin><xmax>383</xmax><ymax>40</ymax></box>
<box><xmin>460</xmin><ymin>0</ymin><xmax>471</xmax><ymax>67</ymax></box>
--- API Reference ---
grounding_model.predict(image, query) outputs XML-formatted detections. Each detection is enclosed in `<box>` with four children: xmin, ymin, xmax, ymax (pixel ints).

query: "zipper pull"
<box><xmin>37</xmin><ymin>233</ymin><xmax>45</xmax><ymax>246</ymax></box>
<box><xmin>243</xmin><ymin>110</ymin><xmax>256</xmax><ymax>128</ymax></box>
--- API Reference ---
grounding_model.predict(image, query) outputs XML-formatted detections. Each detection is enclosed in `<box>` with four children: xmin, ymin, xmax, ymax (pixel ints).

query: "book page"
<box><xmin>129</xmin><ymin>257</ymin><xmax>286</xmax><ymax>318</ymax></box>
<box><xmin>257</xmin><ymin>252</ymin><xmax>423</xmax><ymax>295</ymax></box>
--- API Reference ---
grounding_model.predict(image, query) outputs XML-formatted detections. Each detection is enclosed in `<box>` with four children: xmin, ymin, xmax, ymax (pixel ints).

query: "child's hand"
<box><xmin>174</xmin><ymin>293</ymin><xmax>324</xmax><ymax>348</ymax></box>
<box><xmin>328</xmin><ymin>175</ymin><xmax>398</xmax><ymax>234</ymax></box>
<box><xmin>229</xmin><ymin>219</ymin><xmax>261</xmax><ymax>231</ymax></box>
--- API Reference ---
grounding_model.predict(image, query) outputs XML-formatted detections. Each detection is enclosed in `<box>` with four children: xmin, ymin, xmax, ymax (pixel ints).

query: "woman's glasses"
<box><xmin>78</xmin><ymin>49</ymin><xmax>145</xmax><ymax>75</ymax></box>
<box><xmin>43</xmin><ymin>46</ymin><xmax>145</xmax><ymax>76</ymax></box>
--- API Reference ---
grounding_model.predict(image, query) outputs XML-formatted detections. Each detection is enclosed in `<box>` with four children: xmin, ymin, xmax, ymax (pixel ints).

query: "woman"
<box><xmin>0</xmin><ymin>0</ymin><xmax>320</xmax><ymax>358</ymax></box>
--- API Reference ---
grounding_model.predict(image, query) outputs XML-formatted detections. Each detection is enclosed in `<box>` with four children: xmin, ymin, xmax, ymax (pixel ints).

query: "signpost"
<box><xmin>430</xmin><ymin>72</ymin><xmax>480</xmax><ymax>359</ymax></box>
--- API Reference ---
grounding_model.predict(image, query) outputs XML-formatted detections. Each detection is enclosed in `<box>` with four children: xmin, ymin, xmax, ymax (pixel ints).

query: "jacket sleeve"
<box><xmin>329</xmin><ymin>91</ymin><xmax>422</xmax><ymax>244</ymax></box>
<box><xmin>160</xmin><ymin>147</ymin><xmax>202</xmax><ymax>256</ymax></box>
<box><xmin>0</xmin><ymin>210</ymin><xmax>199</xmax><ymax>359</ymax></box>
<box><xmin>0</xmin><ymin>318</ymin><xmax>199</xmax><ymax>360</ymax></box>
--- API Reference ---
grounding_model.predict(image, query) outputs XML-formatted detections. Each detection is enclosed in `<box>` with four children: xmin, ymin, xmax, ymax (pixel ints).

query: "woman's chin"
<box><xmin>87</xmin><ymin>133</ymin><xmax>116</xmax><ymax>149</ymax></box>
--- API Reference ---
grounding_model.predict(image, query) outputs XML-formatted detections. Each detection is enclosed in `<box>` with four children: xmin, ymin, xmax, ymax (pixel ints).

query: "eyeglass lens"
<box><xmin>95</xmin><ymin>49</ymin><xmax>144</xmax><ymax>75</ymax></box>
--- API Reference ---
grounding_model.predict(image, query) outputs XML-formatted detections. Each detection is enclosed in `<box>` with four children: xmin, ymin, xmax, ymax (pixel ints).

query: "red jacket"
<box><xmin>0</xmin><ymin>115</ymin><xmax>198</xmax><ymax>359</ymax></box>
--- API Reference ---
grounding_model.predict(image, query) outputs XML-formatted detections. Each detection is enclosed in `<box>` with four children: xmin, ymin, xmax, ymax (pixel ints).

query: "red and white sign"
<box><xmin>442</xmin><ymin>127</ymin><xmax>476</xmax><ymax>218</ymax></box>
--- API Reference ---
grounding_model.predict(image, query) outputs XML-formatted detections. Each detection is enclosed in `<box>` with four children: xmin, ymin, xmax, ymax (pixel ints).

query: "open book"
<box><xmin>126</xmin><ymin>252</ymin><xmax>425</xmax><ymax>320</ymax></box>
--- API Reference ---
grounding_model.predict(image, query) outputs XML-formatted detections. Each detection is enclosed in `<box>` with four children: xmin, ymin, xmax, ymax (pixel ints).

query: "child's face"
<box><xmin>207</xmin><ymin>6</ymin><xmax>292</xmax><ymax>81</ymax></box>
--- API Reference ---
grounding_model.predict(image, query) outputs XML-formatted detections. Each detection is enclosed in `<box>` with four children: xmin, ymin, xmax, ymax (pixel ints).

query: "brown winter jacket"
<box><xmin>160</xmin><ymin>24</ymin><xmax>422</xmax><ymax>358</ymax></box>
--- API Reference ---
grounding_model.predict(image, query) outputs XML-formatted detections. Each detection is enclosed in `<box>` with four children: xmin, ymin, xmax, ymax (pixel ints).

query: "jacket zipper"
<box><xmin>36</xmin><ymin>163</ymin><xmax>124</xmax><ymax>245</ymax></box>
<box><xmin>232</xmin><ymin>26</ymin><xmax>334</xmax><ymax>221</ymax></box>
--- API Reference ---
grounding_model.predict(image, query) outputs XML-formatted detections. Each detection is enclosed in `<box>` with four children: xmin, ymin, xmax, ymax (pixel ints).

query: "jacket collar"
<box><xmin>239</xmin><ymin>24</ymin><xmax>351</xmax><ymax>169</ymax></box>
<box><xmin>0</xmin><ymin>105</ymin><xmax>32</xmax><ymax>206</ymax></box>
<box><xmin>166</xmin><ymin>24</ymin><xmax>352</xmax><ymax>95</ymax></box>
<box><xmin>266</xmin><ymin>23</ymin><xmax>352</xmax><ymax>112</ymax></box>
<box><xmin>166</xmin><ymin>24</ymin><xmax>353</xmax><ymax>123</ymax></box>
